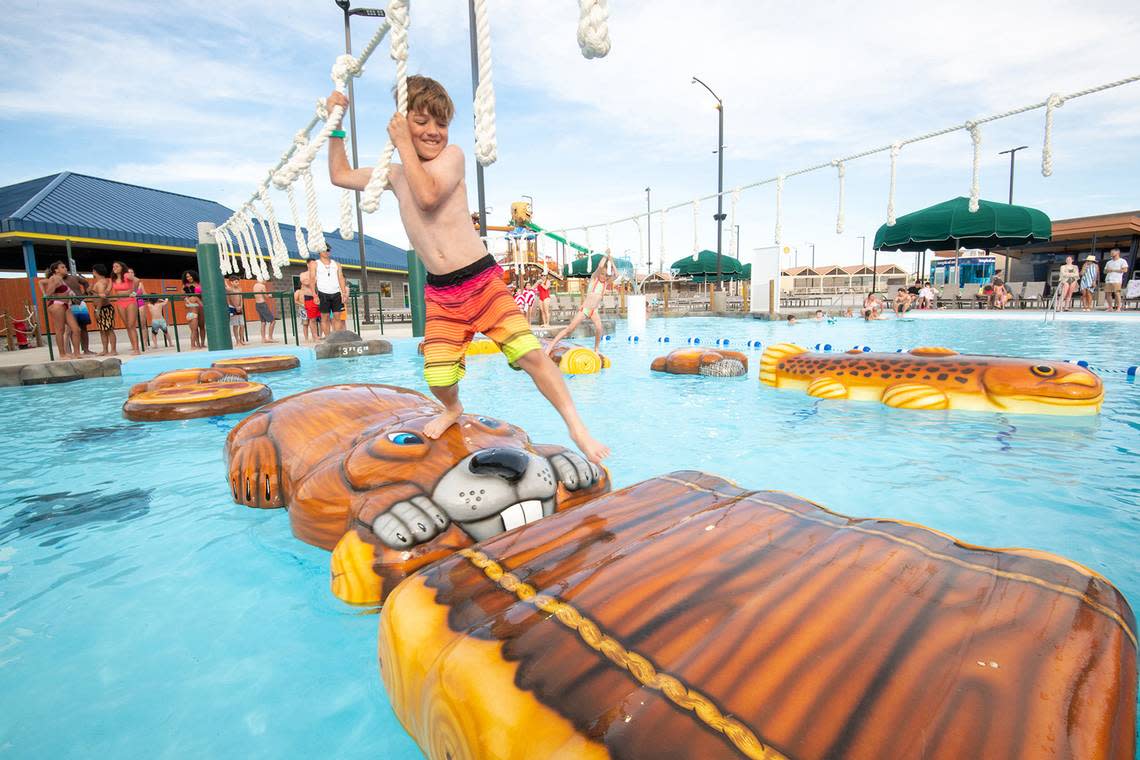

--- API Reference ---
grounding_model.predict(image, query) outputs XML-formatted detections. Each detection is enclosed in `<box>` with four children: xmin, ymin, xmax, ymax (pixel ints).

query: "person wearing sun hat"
<box><xmin>1079</xmin><ymin>254</ymin><xmax>1099</xmax><ymax>311</ymax></box>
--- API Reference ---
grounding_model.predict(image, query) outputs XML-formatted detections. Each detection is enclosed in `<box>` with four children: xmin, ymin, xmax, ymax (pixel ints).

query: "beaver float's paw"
<box><xmin>373</xmin><ymin>495</ymin><xmax>451</xmax><ymax>549</ymax></box>
<box><xmin>548</xmin><ymin>450</ymin><xmax>602</xmax><ymax>492</ymax></box>
<box><xmin>225</xmin><ymin>411</ymin><xmax>285</xmax><ymax>509</ymax></box>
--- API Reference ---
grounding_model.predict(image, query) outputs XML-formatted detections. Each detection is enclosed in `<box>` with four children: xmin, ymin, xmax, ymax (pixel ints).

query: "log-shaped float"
<box><xmin>128</xmin><ymin>367</ymin><xmax>249</xmax><ymax>397</ymax></box>
<box><xmin>225</xmin><ymin>384</ymin><xmax>610</xmax><ymax>605</ymax></box>
<box><xmin>123</xmin><ymin>381</ymin><xmax>272</xmax><ymax>421</ymax></box>
<box><xmin>651</xmin><ymin>348</ymin><xmax>748</xmax><ymax>376</ymax></box>
<box><xmin>760</xmin><ymin>344</ymin><xmax>1103</xmax><ymax>414</ymax></box>
<box><xmin>380</xmin><ymin>471</ymin><xmax>1136</xmax><ymax>760</ymax></box>
<box><xmin>211</xmin><ymin>354</ymin><xmax>300</xmax><ymax>374</ymax></box>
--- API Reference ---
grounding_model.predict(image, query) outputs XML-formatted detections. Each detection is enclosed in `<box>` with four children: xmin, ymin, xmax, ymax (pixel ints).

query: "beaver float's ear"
<box><xmin>225</xmin><ymin>411</ymin><xmax>285</xmax><ymax>509</ymax></box>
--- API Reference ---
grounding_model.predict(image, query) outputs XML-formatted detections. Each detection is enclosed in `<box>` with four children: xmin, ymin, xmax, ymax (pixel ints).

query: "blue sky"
<box><xmin>2</xmin><ymin>0</ymin><xmax>1138</xmax><ymax>272</ymax></box>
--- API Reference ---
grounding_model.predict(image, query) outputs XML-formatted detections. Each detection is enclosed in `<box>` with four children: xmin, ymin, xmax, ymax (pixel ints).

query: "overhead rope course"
<box><xmin>548</xmin><ymin>74</ymin><xmax>1140</xmax><ymax>245</ymax></box>
<box><xmin>216</xmin><ymin>1</ymin><xmax>609</xmax><ymax>282</ymax></box>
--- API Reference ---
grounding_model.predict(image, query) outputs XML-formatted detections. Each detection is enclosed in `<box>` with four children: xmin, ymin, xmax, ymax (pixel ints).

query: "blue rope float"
<box><xmin>687</xmin><ymin>337</ymin><xmax>701</xmax><ymax>345</ymax></box>
<box><xmin>1064</xmin><ymin>359</ymin><xmax>1139</xmax><ymax>376</ymax></box>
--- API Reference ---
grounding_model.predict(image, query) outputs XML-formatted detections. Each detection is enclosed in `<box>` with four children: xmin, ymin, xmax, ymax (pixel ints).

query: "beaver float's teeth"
<box><xmin>501</xmin><ymin>500</ymin><xmax>544</xmax><ymax>532</ymax></box>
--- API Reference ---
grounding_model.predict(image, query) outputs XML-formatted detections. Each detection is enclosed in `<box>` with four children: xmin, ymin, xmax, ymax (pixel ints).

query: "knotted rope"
<box><xmin>774</xmin><ymin>175</ymin><xmax>784</xmax><ymax>246</ymax></box>
<box><xmin>832</xmin><ymin>160</ymin><xmax>845</xmax><ymax>234</ymax></box>
<box><xmin>691</xmin><ymin>200</ymin><xmax>700</xmax><ymax>258</ymax></box>
<box><xmin>1042</xmin><ymin>92</ymin><xmax>1064</xmax><ymax>177</ymax></box>
<box><xmin>577</xmin><ymin>0</ymin><xmax>611</xmax><ymax>59</ymax></box>
<box><xmin>472</xmin><ymin>0</ymin><xmax>498</xmax><ymax>166</ymax></box>
<box><xmin>966</xmin><ymin>120</ymin><xmax>982</xmax><ymax>212</ymax></box>
<box><xmin>886</xmin><ymin>141</ymin><xmax>901</xmax><ymax>226</ymax></box>
<box><xmin>360</xmin><ymin>0</ymin><xmax>410</xmax><ymax>213</ymax></box>
<box><xmin>728</xmin><ymin>188</ymin><xmax>741</xmax><ymax>257</ymax></box>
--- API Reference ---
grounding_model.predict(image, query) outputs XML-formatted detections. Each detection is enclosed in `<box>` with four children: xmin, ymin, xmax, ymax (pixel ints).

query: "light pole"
<box><xmin>335</xmin><ymin>1</ymin><xmax>385</xmax><ymax>323</ymax></box>
<box><xmin>645</xmin><ymin>187</ymin><xmax>652</xmax><ymax>273</ymax></box>
<box><xmin>857</xmin><ymin>235</ymin><xmax>866</xmax><ymax>267</ymax></box>
<box><xmin>691</xmin><ymin>76</ymin><xmax>725</xmax><ymax>286</ymax></box>
<box><xmin>998</xmin><ymin>145</ymin><xmax>1029</xmax><ymax>204</ymax></box>
<box><xmin>809</xmin><ymin>243</ymin><xmax>816</xmax><ymax>269</ymax></box>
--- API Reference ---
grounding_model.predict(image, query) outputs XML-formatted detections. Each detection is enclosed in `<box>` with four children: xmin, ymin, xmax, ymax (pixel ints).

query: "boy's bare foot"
<box><xmin>570</xmin><ymin>425</ymin><xmax>609</xmax><ymax>465</ymax></box>
<box><xmin>424</xmin><ymin>406</ymin><xmax>463</xmax><ymax>439</ymax></box>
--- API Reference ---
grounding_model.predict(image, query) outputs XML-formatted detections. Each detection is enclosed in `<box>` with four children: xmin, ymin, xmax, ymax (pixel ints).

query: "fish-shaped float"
<box><xmin>759</xmin><ymin>344</ymin><xmax>1103</xmax><ymax>414</ymax></box>
<box><xmin>224</xmin><ymin>384</ymin><xmax>610</xmax><ymax>605</ymax></box>
<box><xmin>651</xmin><ymin>348</ymin><xmax>748</xmax><ymax>377</ymax></box>
<box><xmin>380</xmin><ymin>471</ymin><xmax>1136</xmax><ymax>759</ymax></box>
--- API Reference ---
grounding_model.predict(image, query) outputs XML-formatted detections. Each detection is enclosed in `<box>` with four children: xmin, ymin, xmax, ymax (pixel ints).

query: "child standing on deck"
<box><xmin>325</xmin><ymin>78</ymin><xmax>607</xmax><ymax>463</ymax></box>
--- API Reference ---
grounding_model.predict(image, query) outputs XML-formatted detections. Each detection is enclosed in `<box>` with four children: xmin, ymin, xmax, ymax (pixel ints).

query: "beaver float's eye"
<box><xmin>387</xmin><ymin>432</ymin><xmax>425</xmax><ymax>445</ymax></box>
<box><xmin>1030</xmin><ymin>365</ymin><xmax>1057</xmax><ymax>378</ymax></box>
<box><xmin>476</xmin><ymin>417</ymin><xmax>501</xmax><ymax>428</ymax></box>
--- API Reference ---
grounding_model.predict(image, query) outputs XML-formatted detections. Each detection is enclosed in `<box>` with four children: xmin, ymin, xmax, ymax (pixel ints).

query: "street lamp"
<box><xmin>335</xmin><ymin>0</ymin><xmax>385</xmax><ymax>324</ymax></box>
<box><xmin>645</xmin><ymin>187</ymin><xmax>652</xmax><ymax>273</ymax></box>
<box><xmin>998</xmin><ymin>145</ymin><xmax>1029</xmax><ymax>204</ymax></box>
<box><xmin>691</xmin><ymin>76</ymin><xmax>725</xmax><ymax>286</ymax></box>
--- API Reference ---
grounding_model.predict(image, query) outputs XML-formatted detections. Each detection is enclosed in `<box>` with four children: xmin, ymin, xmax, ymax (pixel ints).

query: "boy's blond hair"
<box><xmin>400</xmin><ymin>76</ymin><xmax>455</xmax><ymax>125</ymax></box>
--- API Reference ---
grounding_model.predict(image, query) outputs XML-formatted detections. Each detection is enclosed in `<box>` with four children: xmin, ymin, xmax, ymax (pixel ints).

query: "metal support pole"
<box><xmin>715</xmin><ymin>102</ymin><xmax>724</xmax><ymax>283</ymax></box>
<box><xmin>998</xmin><ymin>145</ymin><xmax>1029</xmax><ymax>205</ymax></box>
<box><xmin>22</xmin><ymin>241</ymin><xmax>38</xmax><ymax>311</ymax></box>
<box><xmin>341</xmin><ymin>4</ymin><xmax>374</xmax><ymax>324</ymax></box>
<box><xmin>196</xmin><ymin>222</ymin><xmax>233</xmax><ymax>351</ymax></box>
<box><xmin>407</xmin><ymin>250</ymin><xmax>427</xmax><ymax>337</ymax></box>
<box><xmin>645</xmin><ymin>187</ymin><xmax>651</xmax><ymax>272</ymax></box>
<box><xmin>468</xmin><ymin>0</ymin><xmax>488</xmax><ymax>243</ymax></box>
<box><xmin>872</xmin><ymin>249</ymin><xmax>879</xmax><ymax>293</ymax></box>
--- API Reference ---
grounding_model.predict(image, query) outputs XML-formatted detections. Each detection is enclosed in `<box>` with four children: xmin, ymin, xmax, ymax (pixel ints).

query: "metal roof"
<box><xmin>0</xmin><ymin>171</ymin><xmax>407</xmax><ymax>271</ymax></box>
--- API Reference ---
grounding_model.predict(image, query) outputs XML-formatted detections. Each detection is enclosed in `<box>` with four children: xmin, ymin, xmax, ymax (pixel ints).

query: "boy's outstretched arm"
<box><xmin>325</xmin><ymin>91</ymin><xmax>374</xmax><ymax>191</ymax></box>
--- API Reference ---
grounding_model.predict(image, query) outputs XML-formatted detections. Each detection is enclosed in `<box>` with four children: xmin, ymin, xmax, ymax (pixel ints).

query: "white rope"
<box><xmin>301</xmin><ymin>166</ymin><xmax>328</xmax><ymax>253</ymax></box>
<box><xmin>234</xmin><ymin>211</ymin><xmax>254</xmax><ymax>279</ymax></box>
<box><xmin>658</xmin><ymin>209</ymin><xmax>666</xmax><ymax>267</ymax></box>
<box><xmin>774</xmin><ymin>175</ymin><xmax>784</xmax><ymax>246</ymax></box>
<box><xmin>337</xmin><ymin>134</ymin><xmax>356</xmax><ymax>240</ymax></box>
<box><xmin>243</xmin><ymin>209</ymin><xmax>269</xmax><ymax>280</ymax></box>
<box><xmin>360</xmin><ymin>0</ymin><xmax>410</xmax><ymax>214</ymax></box>
<box><xmin>1042</xmin><ymin>92</ymin><xmax>1064</xmax><ymax>177</ymax></box>
<box><xmin>249</xmin><ymin>202</ymin><xmax>277</xmax><ymax>280</ymax></box>
<box><xmin>472</xmin><ymin>0</ymin><xmax>497</xmax><ymax>166</ymax></box>
<box><xmin>222</xmin><ymin>226</ymin><xmax>239</xmax><ymax>274</ymax></box>
<box><xmin>577</xmin><ymin>0</ymin><xmax>611</xmax><ymax>59</ymax></box>
<box><xmin>213</xmin><ymin>229</ymin><xmax>232</xmax><ymax>275</ymax></box>
<box><xmin>605</xmin><ymin>223</ymin><xmax>611</xmax><ymax>252</ymax></box>
<box><xmin>832</xmin><ymin>160</ymin><xmax>845</xmax><ymax>234</ymax></box>
<box><xmin>886</xmin><ymin>141</ymin><xmax>901</xmax><ymax>226</ymax></box>
<box><xmin>257</xmin><ymin>185</ymin><xmax>290</xmax><ymax>278</ymax></box>
<box><xmin>282</xmin><ymin>182</ymin><xmax>310</xmax><ymax>258</ymax></box>
<box><xmin>691</xmin><ymin>200</ymin><xmax>700</xmax><ymax>258</ymax></box>
<box><xmin>728</xmin><ymin>188</ymin><xmax>741</xmax><ymax>257</ymax></box>
<box><xmin>966</xmin><ymin>120</ymin><xmax>982</xmax><ymax>212</ymax></box>
<box><xmin>633</xmin><ymin>216</ymin><xmax>643</xmax><ymax>270</ymax></box>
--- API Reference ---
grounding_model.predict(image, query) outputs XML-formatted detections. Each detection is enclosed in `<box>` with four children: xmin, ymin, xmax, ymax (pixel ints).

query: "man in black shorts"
<box><xmin>307</xmin><ymin>247</ymin><xmax>348</xmax><ymax>333</ymax></box>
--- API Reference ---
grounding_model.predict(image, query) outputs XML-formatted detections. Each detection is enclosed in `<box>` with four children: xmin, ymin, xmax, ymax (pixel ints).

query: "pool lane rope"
<box><xmin>545</xmin><ymin>74</ymin><xmax>1140</xmax><ymax>241</ymax></box>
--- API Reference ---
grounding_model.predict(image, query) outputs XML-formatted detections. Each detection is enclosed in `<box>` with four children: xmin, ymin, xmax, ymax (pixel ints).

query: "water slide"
<box><xmin>523</xmin><ymin>222</ymin><xmax>591</xmax><ymax>256</ymax></box>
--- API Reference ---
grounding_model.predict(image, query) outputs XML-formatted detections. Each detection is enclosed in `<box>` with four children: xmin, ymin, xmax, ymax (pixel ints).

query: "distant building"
<box><xmin>1003</xmin><ymin>210</ymin><xmax>1139</xmax><ymax>286</ymax></box>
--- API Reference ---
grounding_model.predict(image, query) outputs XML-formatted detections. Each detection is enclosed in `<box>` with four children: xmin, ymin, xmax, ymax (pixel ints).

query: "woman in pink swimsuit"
<box><xmin>110</xmin><ymin>261</ymin><xmax>141</xmax><ymax>354</ymax></box>
<box><xmin>40</xmin><ymin>261</ymin><xmax>82</xmax><ymax>359</ymax></box>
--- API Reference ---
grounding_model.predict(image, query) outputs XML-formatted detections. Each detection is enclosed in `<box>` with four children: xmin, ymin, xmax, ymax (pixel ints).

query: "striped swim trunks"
<box><xmin>423</xmin><ymin>255</ymin><xmax>541</xmax><ymax>387</ymax></box>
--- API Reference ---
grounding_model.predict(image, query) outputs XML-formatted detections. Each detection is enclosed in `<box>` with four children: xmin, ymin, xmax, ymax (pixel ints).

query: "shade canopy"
<box><xmin>874</xmin><ymin>197</ymin><xmax>1052</xmax><ymax>252</ymax></box>
<box><xmin>562</xmin><ymin>253</ymin><xmax>634</xmax><ymax>278</ymax></box>
<box><xmin>669</xmin><ymin>250</ymin><xmax>745</xmax><ymax>280</ymax></box>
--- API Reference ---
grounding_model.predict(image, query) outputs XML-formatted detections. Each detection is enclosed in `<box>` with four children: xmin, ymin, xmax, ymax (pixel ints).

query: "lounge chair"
<box><xmin>959</xmin><ymin>283</ymin><xmax>981</xmax><ymax>308</ymax></box>
<box><xmin>1018</xmin><ymin>282</ymin><xmax>1045</xmax><ymax>308</ymax></box>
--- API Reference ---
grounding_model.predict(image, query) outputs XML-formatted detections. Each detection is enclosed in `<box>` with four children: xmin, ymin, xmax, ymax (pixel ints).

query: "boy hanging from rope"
<box><xmin>326</xmin><ymin>77</ymin><xmax>608</xmax><ymax>464</ymax></box>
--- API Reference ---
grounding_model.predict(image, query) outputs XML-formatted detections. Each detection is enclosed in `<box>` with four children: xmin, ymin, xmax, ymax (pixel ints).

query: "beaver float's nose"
<box><xmin>468</xmin><ymin>448</ymin><xmax>530</xmax><ymax>483</ymax></box>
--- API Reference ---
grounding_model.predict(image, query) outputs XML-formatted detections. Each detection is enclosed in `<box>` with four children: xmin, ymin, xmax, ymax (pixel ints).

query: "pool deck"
<box><xmin>904</xmin><ymin>309</ymin><xmax>1140</xmax><ymax>322</ymax></box>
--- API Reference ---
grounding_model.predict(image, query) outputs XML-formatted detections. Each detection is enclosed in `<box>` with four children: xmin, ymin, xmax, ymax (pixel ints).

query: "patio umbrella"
<box><xmin>562</xmin><ymin>253</ymin><xmax>635</xmax><ymax>278</ymax></box>
<box><xmin>873</xmin><ymin>196</ymin><xmax>1051</xmax><ymax>251</ymax></box>
<box><xmin>669</xmin><ymin>250</ymin><xmax>745</xmax><ymax>280</ymax></box>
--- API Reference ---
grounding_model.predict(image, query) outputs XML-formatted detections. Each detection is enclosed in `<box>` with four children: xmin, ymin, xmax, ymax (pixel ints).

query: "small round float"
<box><xmin>123</xmin><ymin>381</ymin><xmax>272</xmax><ymax>421</ymax></box>
<box><xmin>211</xmin><ymin>354</ymin><xmax>300</xmax><ymax>374</ymax></box>
<box><xmin>651</xmin><ymin>348</ymin><xmax>748</xmax><ymax>377</ymax></box>
<box><xmin>128</xmin><ymin>367</ymin><xmax>249</xmax><ymax>397</ymax></box>
<box><xmin>545</xmin><ymin>344</ymin><xmax>609</xmax><ymax>375</ymax></box>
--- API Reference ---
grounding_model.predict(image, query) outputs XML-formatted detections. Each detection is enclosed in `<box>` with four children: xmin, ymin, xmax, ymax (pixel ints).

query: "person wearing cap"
<box><xmin>1103</xmin><ymin>248</ymin><xmax>1129</xmax><ymax>312</ymax></box>
<box><xmin>1078</xmin><ymin>254</ymin><xmax>1099</xmax><ymax>312</ymax></box>
<box><xmin>307</xmin><ymin>246</ymin><xmax>348</xmax><ymax>333</ymax></box>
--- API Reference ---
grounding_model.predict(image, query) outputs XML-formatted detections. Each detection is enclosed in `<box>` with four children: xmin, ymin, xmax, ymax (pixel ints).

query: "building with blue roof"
<box><xmin>0</xmin><ymin>171</ymin><xmax>410</xmax><ymax>313</ymax></box>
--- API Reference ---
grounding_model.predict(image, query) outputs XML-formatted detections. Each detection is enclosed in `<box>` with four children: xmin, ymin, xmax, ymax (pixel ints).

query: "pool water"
<box><xmin>1</xmin><ymin>315</ymin><xmax>1138</xmax><ymax>757</ymax></box>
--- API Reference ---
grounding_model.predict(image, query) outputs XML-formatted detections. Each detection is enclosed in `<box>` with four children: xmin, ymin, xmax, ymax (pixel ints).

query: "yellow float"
<box><xmin>651</xmin><ymin>347</ymin><xmax>748</xmax><ymax>376</ymax></box>
<box><xmin>211</xmin><ymin>354</ymin><xmax>300</xmax><ymax>374</ymax></box>
<box><xmin>546</xmin><ymin>344</ymin><xmax>609</xmax><ymax>375</ymax></box>
<box><xmin>379</xmin><ymin>470</ymin><xmax>1137</xmax><ymax>760</ymax></box>
<box><xmin>224</xmin><ymin>384</ymin><xmax>610</xmax><ymax>605</ymax></box>
<box><xmin>760</xmin><ymin>343</ymin><xmax>1103</xmax><ymax>414</ymax></box>
<box><xmin>128</xmin><ymin>367</ymin><xmax>249</xmax><ymax>397</ymax></box>
<box><xmin>123</xmin><ymin>381</ymin><xmax>272</xmax><ymax>421</ymax></box>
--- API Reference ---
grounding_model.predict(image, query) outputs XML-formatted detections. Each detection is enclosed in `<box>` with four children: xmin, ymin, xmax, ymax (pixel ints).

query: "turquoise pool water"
<box><xmin>1</xmin><ymin>315</ymin><xmax>1137</xmax><ymax>757</ymax></box>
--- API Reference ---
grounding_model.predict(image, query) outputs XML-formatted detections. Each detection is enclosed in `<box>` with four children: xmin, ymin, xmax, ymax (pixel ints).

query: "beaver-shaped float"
<box><xmin>651</xmin><ymin>348</ymin><xmax>748</xmax><ymax>376</ymax></box>
<box><xmin>127</xmin><ymin>367</ymin><xmax>249</xmax><ymax>397</ymax></box>
<box><xmin>225</xmin><ymin>384</ymin><xmax>610</xmax><ymax>605</ymax></box>
<box><xmin>123</xmin><ymin>381</ymin><xmax>272</xmax><ymax>421</ymax></box>
<box><xmin>211</xmin><ymin>354</ymin><xmax>300</xmax><ymax>373</ymax></box>
<box><xmin>380</xmin><ymin>471</ymin><xmax>1137</xmax><ymax>760</ymax></box>
<box><xmin>760</xmin><ymin>344</ymin><xmax>1103</xmax><ymax>414</ymax></box>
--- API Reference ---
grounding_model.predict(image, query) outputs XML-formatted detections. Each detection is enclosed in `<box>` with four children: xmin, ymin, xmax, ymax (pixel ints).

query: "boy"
<box><xmin>294</xmin><ymin>273</ymin><xmax>322</xmax><ymax>342</ymax></box>
<box><xmin>253</xmin><ymin>278</ymin><xmax>277</xmax><ymax>343</ymax></box>
<box><xmin>146</xmin><ymin>298</ymin><xmax>171</xmax><ymax>346</ymax></box>
<box><xmin>225</xmin><ymin>273</ymin><xmax>248</xmax><ymax>346</ymax></box>
<box><xmin>90</xmin><ymin>263</ymin><xmax>117</xmax><ymax>356</ymax></box>
<box><xmin>326</xmin><ymin>78</ymin><xmax>607</xmax><ymax>463</ymax></box>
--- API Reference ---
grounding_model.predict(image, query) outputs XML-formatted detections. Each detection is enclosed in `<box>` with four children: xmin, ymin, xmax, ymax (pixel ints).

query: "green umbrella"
<box><xmin>669</xmin><ymin>250</ymin><xmax>745</xmax><ymax>280</ymax></box>
<box><xmin>873</xmin><ymin>196</ymin><xmax>1051</xmax><ymax>251</ymax></box>
<box><xmin>562</xmin><ymin>253</ymin><xmax>635</xmax><ymax>278</ymax></box>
